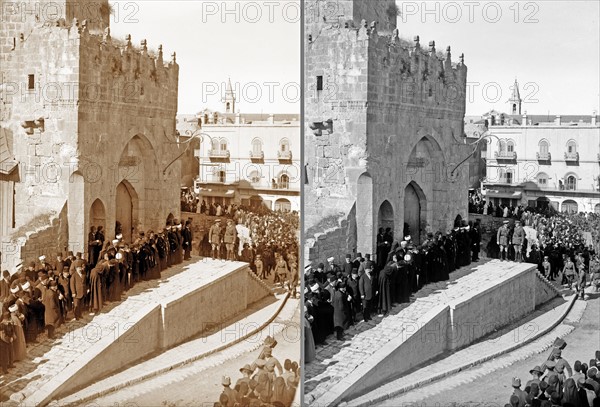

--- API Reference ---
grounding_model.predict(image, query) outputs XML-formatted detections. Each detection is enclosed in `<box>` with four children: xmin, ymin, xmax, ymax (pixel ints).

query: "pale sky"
<box><xmin>395</xmin><ymin>0</ymin><xmax>600</xmax><ymax>116</ymax></box>
<box><xmin>109</xmin><ymin>0</ymin><xmax>301</xmax><ymax>114</ymax></box>
<box><xmin>108</xmin><ymin>1</ymin><xmax>598</xmax><ymax>117</ymax></box>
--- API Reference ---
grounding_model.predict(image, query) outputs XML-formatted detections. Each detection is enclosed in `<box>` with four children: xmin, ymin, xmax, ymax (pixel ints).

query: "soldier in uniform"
<box><xmin>208</xmin><ymin>219</ymin><xmax>223</xmax><ymax>260</ymax></box>
<box><xmin>497</xmin><ymin>220</ymin><xmax>510</xmax><ymax>261</ymax></box>
<box><xmin>512</xmin><ymin>220</ymin><xmax>525</xmax><ymax>262</ymax></box>
<box><xmin>223</xmin><ymin>220</ymin><xmax>237</xmax><ymax>261</ymax></box>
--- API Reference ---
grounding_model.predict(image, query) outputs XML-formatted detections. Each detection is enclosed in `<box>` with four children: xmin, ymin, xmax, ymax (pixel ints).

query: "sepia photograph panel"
<box><xmin>1</xmin><ymin>0</ymin><xmax>301</xmax><ymax>405</ymax></box>
<box><xmin>303</xmin><ymin>0</ymin><xmax>599</xmax><ymax>406</ymax></box>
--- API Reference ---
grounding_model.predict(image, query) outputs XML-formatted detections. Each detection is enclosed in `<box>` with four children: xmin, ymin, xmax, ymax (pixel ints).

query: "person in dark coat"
<box><xmin>378</xmin><ymin>260</ymin><xmax>394</xmax><ymax>317</ymax></box>
<box><xmin>89</xmin><ymin>257</ymin><xmax>106</xmax><ymax>315</ymax></box>
<box><xmin>182</xmin><ymin>220</ymin><xmax>193</xmax><ymax>261</ymax></box>
<box><xmin>331</xmin><ymin>281</ymin><xmax>352</xmax><ymax>340</ymax></box>
<box><xmin>43</xmin><ymin>280</ymin><xmax>62</xmax><ymax>339</ymax></box>
<box><xmin>70</xmin><ymin>265</ymin><xmax>87</xmax><ymax>320</ymax></box>
<box><xmin>346</xmin><ymin>269</ymin><xmax>361</xmax><ymax>323</ymax></box>
<box><xmin>359</xmin><ymin>263</ymin><xmax>377</xmax><ymax>322</ymax></box>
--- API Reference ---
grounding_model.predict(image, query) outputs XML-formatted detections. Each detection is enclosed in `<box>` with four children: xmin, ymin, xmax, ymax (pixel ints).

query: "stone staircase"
<box><xmin>246</xmin><ymin>266</ymin><xmax>276</xmax><ymax>295</ymax></box>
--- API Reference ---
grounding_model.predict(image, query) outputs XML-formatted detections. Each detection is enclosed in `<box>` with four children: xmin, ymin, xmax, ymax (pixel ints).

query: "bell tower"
<box><xmin>508</xmin><ymin>78</ymin><xmax>522</xmax><ymax>115</ymax></box>
<box><xmin>223</xmin><ymin>78</ymin><xmax>236</xmax><ymax>113</ymax></box>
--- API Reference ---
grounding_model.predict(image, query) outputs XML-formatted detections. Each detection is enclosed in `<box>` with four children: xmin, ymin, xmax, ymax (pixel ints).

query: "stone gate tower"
<box><xmin>304</xmin><ymin>0</ymin><xmax>472</xmax><ymax>264</ymax></box>
<box><xmin>1</xmin><ymin>0</ymin><xmax>180</xmax><ymax>270</ymax></box>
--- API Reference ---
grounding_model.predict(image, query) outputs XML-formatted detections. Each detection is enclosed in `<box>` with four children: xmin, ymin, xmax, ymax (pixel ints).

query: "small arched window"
<box><xmin>539</xmin><ymin>140</ymin><xmax>549</xmax><ymax>155</ymax></box>
<box><xmin>279</xmin><ymin>173</ymin><xmax>290</xmax><ymax>189</ymax></box>
<box><xmin>498</xmin><ymin>140</ymin><xmax>506</xmax><ymax>153</ymax></box>
<box><xmin>249</xmin><ymin>170</ymin><xmax>261</xmax><ymax>184</ymax></box>
<box><xmin>219</xmin><ymin>138</ymin><xmax>228</xmax><ymax>151</ymax></box>
<box><xmin>211</xmin><ymin>139</ymin><xmax>219</xmax><ymax>151</ymax></box>
<box><xmin>506</xmin><ymin>140</ymin><xmax>515</xmax><ymax>153</ymax></box>
<box><xmin>567</xmin><ymin>140</ymin><xmax>577</xmax><ymax>154</ymax></box>
<box><xmin>536</xmin><ymin>172</ymin><xmax>549</xmax><ymax>186</ymax></box>
<box><xmin>280</xmin><ymin>138</ymin><xmax>290</xmax><ymax>152</ymax></box>
<box><xmin>251</xmin><ymin>138</ymin><xmax>262</xmax><ymax>154</ymax></box>
<box><xmin>565</xmin><ymin>175</ymin><xmax>577</xmax><ymax>190</ymax></box>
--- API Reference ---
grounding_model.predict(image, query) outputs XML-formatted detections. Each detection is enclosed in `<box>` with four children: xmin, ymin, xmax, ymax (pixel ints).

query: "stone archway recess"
<box><xmin>356</xmin><ymin>172</ymin><xmax>373</xmax><ymax>256</ymax></box>
<box><xmin>116</xmin><ymin>180</ymin><xmax>138</xmax><ymax>244</ymax></box>
<box><xmin>378</xmin><ymin>200</ymin><xmax>394</xmax><ymax>236</ymax></box>
<box><xmin>404</xmin><ymin>181</ymin><xmax>426</xmax><ymax>245</ymax></box>
<box><xmin>90</xmin><ymin>199</ymin><xmax>106</xmax><ymax>233</ymax></box>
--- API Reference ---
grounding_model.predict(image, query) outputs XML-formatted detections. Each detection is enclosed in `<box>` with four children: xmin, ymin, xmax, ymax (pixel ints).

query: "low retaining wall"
<box><xmin>326</xmin><ymin>263</ymin><xmax>558</xmax><ymax>404</ymax></box>
<box><xmin>27</xmin><ymin>261</ymin><xmax>272</xmax><ymax>406</ymax></box>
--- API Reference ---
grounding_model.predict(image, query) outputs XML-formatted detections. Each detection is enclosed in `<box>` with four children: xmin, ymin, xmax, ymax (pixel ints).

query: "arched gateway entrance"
<box><xmin>404</xmin><ymin>182</ymin><xmax>426</xmax><ymax>244</ymax></box>
<box><xmin>116</xmin><ymin>181</ymin><xmax>138</xmax><ymax>243</ymax></box>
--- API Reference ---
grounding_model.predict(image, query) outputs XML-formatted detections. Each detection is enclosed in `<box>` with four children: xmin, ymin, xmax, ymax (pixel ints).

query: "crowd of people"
<box><xmin>0</xmin><ymin>218</ymin><xmax>196</xmax><ymax>374</ymax></box>
<box><xmin>195</xmin><ymin>206</ymin><xmax>300</xmax><ymax>297</ymax></box>
<box><xmin>507</xmin><ymin>343</ymin><xmax>600</xmax><ymax>406</ymax></box>
<box><xmin>214</xmin><ymin>336</ymin><xmax>299</xmax><ymax>407</ymax></box>
<box><xmin>304</xmin><ymin>219</ymin><xmax>482</xmax><ymax>358</ymax></box>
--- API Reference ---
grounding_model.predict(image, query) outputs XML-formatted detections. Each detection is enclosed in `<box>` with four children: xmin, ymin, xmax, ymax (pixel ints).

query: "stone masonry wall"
<box><xmin>1</xmin><ymin>12</ymin><xmax>180</xmax><ymax>265</ymax></box>
<box><xmin>305</xmin><ymin>10</ymin><xmax>470</xmax><ymax>263</ymax></box>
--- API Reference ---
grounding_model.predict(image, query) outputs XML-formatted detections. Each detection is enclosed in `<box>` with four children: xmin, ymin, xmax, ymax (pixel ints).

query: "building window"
<box><xmin>562</xmin><ymin>200</ymin><xmax>578</xmax><ymax>214</ymax></box>
<box><xmin>316</xmin><ymin>76</ymin><xmax>323</xmax><ymax>91</ymax></box>
<box><xmin>498</xmin><ymin>140</ymin><xmax>506</xmax><ymax>153</ymax></box>
<box><xmin>226</xmin><ymin>102</ymin><xmax>231</xmax><ymax>112</ymax></box>
<box><xmin>507</xmin><ymin>140</ymin><xmax>515</xmax><ymax>153</ymax></box>
<box><xmin>211</xmin><ymin>139</ymin><xmax>219</xmax><ymax>151</ymax></box>
<box><xmin>279</xmin><ymin>173</ymin><xmax>290</xmax><ymax>189</ymax></box>
<box><xmin>251</xmin><ymin>138</ymin><xmax>262</xmax><ymax>154</ymax></box>
<box><xmin>219</xmin><ymin>139</ymin><xmax>228</xmax><ymax>151</ymax></box>
<box><xmin>28</xmin><ymin>74</ymin><xmax>35</xmax><ymax>90</ymax></box>
<box><xmin>537</xmin><ymin>173</ymin><xmax>548</xmax><ymax>186</ymax></box>
<box><xmin>539</xmin><ymin>140</ymin><xmax>549</xmax><ymax>155</ymax></box>
<box><xmin>249</xmin><ymin>170</ymin><xmax>261</xmax><ymax>184</ymax></box>
<box><xmin>567</xmin><ymin>140</ymin><xmax>577</xmax><ymax>154</ymax></box>
<box><xmin>280</xmin><ymin>138</ymin><xmax>290</xmax><ymax>153</ymax></box>
<box><xmin>506</xmin><ymin>171</ymin><xmax>513</xmax><ymax>184</ymax></box>
<box><xmin>565</xmin><ymin>175</ymin><xmax>577</xmax><ymax>190</ymax></box>
<box><xmin>217</xmin><ymin>170</ymin><xmax>226</xmax><ymax>183</ymax></box>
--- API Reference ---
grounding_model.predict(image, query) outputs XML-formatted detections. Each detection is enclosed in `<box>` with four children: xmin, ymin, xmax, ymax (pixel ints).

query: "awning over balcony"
<box><xmin>198</xmin><ymin>188</ymin><xmax>235</xmax><ymax>197</ymax></box>
<box><xmin>483</xmin><ymin>190</ymin><xmax>522</xmax><ymax>199</ymax></box>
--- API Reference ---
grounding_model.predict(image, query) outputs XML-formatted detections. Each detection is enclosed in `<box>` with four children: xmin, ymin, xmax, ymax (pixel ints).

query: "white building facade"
<box><xmin>482</xmin><ymin>112</ymin><xmax>600</xmax><ymax>213</ymax></box>
<box><xmin>179</xmin><ymin>112</ymin><xmax>301</xmax><ymax>213</ymax></box>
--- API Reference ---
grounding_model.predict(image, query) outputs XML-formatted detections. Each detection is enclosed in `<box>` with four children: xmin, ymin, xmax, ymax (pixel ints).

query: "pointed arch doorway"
<box><xmin>116</xmin><ymin>181</ymin><xmax>138</xmax><ymax>243</ymax></box>
<box><xmin>404</xmin><ymin>182</ymin><xmax>426</xmax><ymax>244</ymax></box>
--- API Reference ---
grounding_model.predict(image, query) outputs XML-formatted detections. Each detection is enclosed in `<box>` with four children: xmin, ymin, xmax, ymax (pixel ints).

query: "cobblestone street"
<box><xmin>0</xmin><ymin>256</ymin><xmax>252</xmax><ymax>403</ymax></box>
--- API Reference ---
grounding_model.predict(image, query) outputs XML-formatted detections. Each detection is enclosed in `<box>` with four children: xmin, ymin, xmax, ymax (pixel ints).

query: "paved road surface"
<box><xmin>86</xmin><ymin>299</ymin><xmax>301</xmax><ymax>407</ymax></box>
<box><xmin>377</xmin><ymin>290</ymin><xmax>599</xmax><ymax>406</ymax></box>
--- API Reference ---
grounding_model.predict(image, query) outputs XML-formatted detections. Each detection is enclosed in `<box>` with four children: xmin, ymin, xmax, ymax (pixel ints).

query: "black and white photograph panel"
<box><xmin>303</xmin><ymin>0</ymin><xmax>599</xmax><ymax>406</ymax></box>
<box><xmin>0</xmin><ymin>0</ymin><xmax>301</xmax><ymax>405</ymax></box>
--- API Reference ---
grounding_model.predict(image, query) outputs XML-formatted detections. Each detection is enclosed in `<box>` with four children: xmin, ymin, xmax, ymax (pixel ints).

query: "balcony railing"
<box><xmin>494</xmin><ymin>151</ymin><xmax>517</xmax><ymax>159</ymax></box>
<box><xmin>277</xmin><ymin>150</ymin><xmax>292</xmax><ymax>160</ymax></box>
<box><xmin>536</xmin><ymin>152</ymin><xmax>551</xmax><ymax>161</ymax></box>
<box><xmin>564</xmin><ymin>152</ymin><xmax>579</xmax><ymax>161</ymax></box>
<box><xmin>208</xmin><ymin>149</ymin><xmax>230</xmax><ymax>158</ymax></box>
<box><xmin>249</xmin><ymin>150</ymin><xmax>264</xmax><ymax>160</ymax></box>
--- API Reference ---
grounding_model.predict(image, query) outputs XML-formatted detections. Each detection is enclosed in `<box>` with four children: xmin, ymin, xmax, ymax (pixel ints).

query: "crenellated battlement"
<box><xmin>307</xmin><ymin>19</ymin><xmax>467</xmax><ymax>111</ymax></box>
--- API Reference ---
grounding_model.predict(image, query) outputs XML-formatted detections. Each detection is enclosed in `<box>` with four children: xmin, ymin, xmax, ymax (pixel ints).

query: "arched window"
<box><xmin>595</xmin><ymin>203</ymin><xmax>600</xmax><ymax>214</ymax></box>
<box><xmin>539</xmin><ymin>140</ymin><xmax>549</xmax><ymax>155</ymax></box>
<box><xmin>251</xmin><ymin>138</ymin><xmax>262</xmax><ymax>155</ymax></box>
<box><xmin>211</xmin><ymin>138</ymin><xmax>219</xmax><ymax>151</ymax></box>
<box><xmin>249</xmin><ymin>170</ymin><xmax>261</xmax><ymax>184</ymax></box>
<box><xmin>219</xmin><ymin>138</ymin><xmax>228</xmax><ymax>151</ymax></box>
<box><xmin>567</xmin><ymin>140</ymin><xmax>577</xmax><ymax>154</ymax></box>
<box><xmin>213</xmin><ymin>167</ymin><xmax>226</xmax><ymax>183</ymax></box>
<box><xmin>565</xmin><ymin>175</ymin><xmax>577</xmax><ymax>190</ymax></box>
<box><xmin>562</xmin><ymin>200</ymin><xmax>578</xmax><ymax>213</ymax></box>
<box><xmin>498</xmin><ymin>140</ymin><xmax>506</xmax><ymax>153</ymax></box>
<box><xmin>280</xmin><ymin>138</ymin><xmax>290</xmax><ymax>153</ymax></box>
<box><xmin>536</xmin><ymin>172</ymin><xmax>549</xmax><ymax>186</ymax></box>
<box><xmin>507</xmin><ymin>140</ymin><xmax>515</xmax><ymax>153</ymax></box>
<box><xmin>226</xmin><ymin>102</ymin><xmax>231</xmax><ymax>112</ymax></box>
<box><xmin>279</xmin><ymin>173</ymin><xmax>290</xmax><ymax>189</ymax></box>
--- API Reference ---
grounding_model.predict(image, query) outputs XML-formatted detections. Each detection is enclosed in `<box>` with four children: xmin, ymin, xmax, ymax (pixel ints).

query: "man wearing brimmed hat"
<box><xmin>223</xmin><ymin>219</ymin><xmax>237</xmax><ymax>261</ymax></box>
<box><xmin>208</xmin><ymin>219</ymin><xmax>222</xmax><ymax>260</ymax></box>
<box><xmin>359</xmin><ymin>262</ymin><xmax>376</xmax><ymax>322</ymax></box>
<box><xmin>511</xmin><ymin>377</ymin><xmax>527</xmax><ymax>406</ymax></box>
<box><xmin>526</xmin><ymin>365</ymin><xmax>544</xmax><ymax>387</ymax></box>
<box><xmin>42</xmin><ymin>280</ymin><xmax>62</xmax><ymax>339</ymax></box>
<box><xmin>497</xmin><ymin>220</ymin><xmax>510</xmax><ymax>261</ymax></box>
<box><xmin>220</xmin><ymin>375</ymin><xmax>236</xmax><ymax>407</ymax></box>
